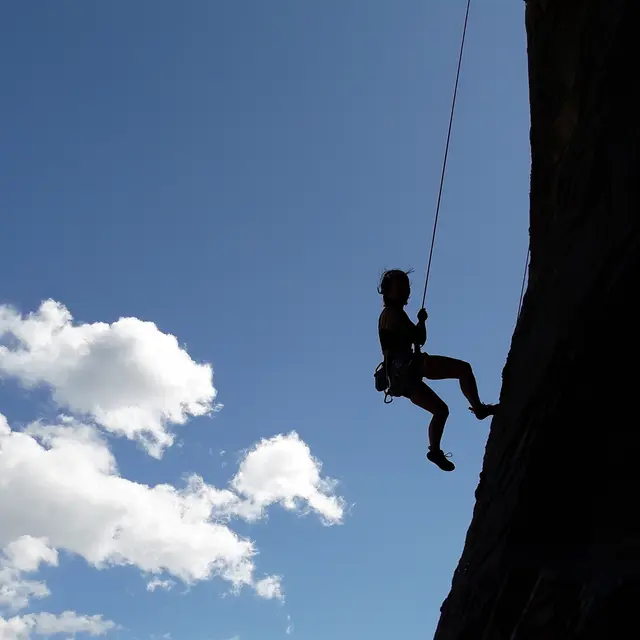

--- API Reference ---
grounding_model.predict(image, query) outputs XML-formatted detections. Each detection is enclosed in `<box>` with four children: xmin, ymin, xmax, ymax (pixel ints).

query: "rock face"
<box><xmin>433</xmin><ymin>1</ymin><xmax>640</xmax><ymax>638</ymax></box>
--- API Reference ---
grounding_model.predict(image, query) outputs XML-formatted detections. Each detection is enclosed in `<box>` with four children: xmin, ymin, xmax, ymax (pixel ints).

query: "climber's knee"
<box><xmin>458</xmin><ymin>360</ymin><xmax>473</xmax><ymax>380</ymax></box>
<box><xmin>434</xmin><ymin>398</ymin><xmax>450</xmax><ymax>420</ymax></box>
<box><xmin>408</xmin><ymin>383</ymin><xmax>449</xmax><ymax>419</ymax></box>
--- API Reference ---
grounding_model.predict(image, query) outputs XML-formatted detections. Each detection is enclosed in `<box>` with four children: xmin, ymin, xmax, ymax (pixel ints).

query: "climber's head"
<box><xmin>378</xmin><ymin>269</ymin><xmax>412</xmax><ymax>307</ymax></box>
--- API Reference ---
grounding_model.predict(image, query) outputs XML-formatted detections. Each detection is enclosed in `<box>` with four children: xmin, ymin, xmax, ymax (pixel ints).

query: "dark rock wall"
<box><xmin>433</xmin><ymin>1</ymin><xmax>640</xmax><ymax>638</ymax></box>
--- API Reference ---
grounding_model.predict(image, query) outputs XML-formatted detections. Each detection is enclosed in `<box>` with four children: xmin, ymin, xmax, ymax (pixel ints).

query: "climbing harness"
<box><xmin>375</xmin><ymin>354</ymin><xmax>423</xmax><ymax>404</ymax></box>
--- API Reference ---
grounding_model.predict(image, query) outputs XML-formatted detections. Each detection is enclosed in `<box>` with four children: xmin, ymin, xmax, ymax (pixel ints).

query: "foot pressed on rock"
<box><xmin>470</xmin><ymin>403</ymin><xmax>499</xmax><ymax>420</ymax></box>
<box><xmin>426</xmin><ymin>448</ymin><xmax>455</xmax><ymax>472</ymax></box>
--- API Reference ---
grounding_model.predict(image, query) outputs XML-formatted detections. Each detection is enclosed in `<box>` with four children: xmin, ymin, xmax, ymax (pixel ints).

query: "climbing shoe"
<box><xmin>470</xmin><ymin>403</ymin><xmax>498</xmax><ymax>420</ymax></box>
<box><xmin>427</xmin><ymin>448</ymin><xmax>455</xmax><ymax>472</ymax></box>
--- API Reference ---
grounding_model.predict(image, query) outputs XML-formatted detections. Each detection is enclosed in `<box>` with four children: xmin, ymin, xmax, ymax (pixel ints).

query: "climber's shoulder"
<box><xmin>379</xmin><ymin>306</ymin><xmax>409</xmax><ymax>331</ymax></box>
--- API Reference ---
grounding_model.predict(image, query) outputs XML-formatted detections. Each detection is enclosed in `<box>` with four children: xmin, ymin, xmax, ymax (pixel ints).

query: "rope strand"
<box><xmin>415</xmin><ymin>0</ymin><xmax>530</xmax><ymax>329</ymax></box>
<box><xmin>421</xmin><ymin>0</ymin><xmax>473</xmax><ymax>308</ymax></box>
<box><xmin>516</xmin><ymin>246</ymin><xmax>530</xmax><ymax>321</ymax></box>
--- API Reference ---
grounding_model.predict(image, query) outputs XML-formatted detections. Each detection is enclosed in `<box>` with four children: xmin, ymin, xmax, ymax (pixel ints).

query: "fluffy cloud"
<box><xmin>0</xmin><ymin>300</ymin><xmax>346</xmax><ymax>636</ymax></box>
<box><xmin>0</xmin><ymin>414</ymin><xmax>343</xmax><ymax>600</ymax></box>
<box><xmin>146</xmin><ymin>578</ymin><xmax>175</xmax><ymax>592</ymax></box>
<box><xmin>0</xmin><ymin>612</ymin><xmax>115</xmax><ymax>639</ymax></box>
<box><xmin>0</xmin><ymin>300</ymin><xmax>216</xmax><ymax>457</ymax></box>
<box><xmin>0</xmin><ymin>535</ymin><xmax>116</xmax><ymax>637</ymax></box>
<box><xmin>0</xmin><ymin>415</ymin><xmax>260</xmax><ymax>590</ymax></box>
<box><xmin>231</xmin><ymin>433</ymin><xmax>345</xmax><ymax>525</ymax></box>
<box><xmin>254</xmin><ymin>576</ymin><xmax>283</xmax><ymax>600</ymax></box>
<box><xmin>0</xmin><ymin>537</ymin><xmax>57</xmax><ymax>612</ymax></box>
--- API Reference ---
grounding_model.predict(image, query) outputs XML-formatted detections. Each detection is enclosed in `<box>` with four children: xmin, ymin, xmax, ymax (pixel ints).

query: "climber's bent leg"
<box><xmin>407</xmin><ymin>382</ymin><xmax>455</xmax><ymax>472</ymax></box>
<box><xmin>422</xmin><ymin>354</ymin><xmax>482</xmax><ymax>407</ymax></box>
<box><xmin>421</xmin><ymin>354</ymin><xmax>497</xmax><ymax>419</ymax></box>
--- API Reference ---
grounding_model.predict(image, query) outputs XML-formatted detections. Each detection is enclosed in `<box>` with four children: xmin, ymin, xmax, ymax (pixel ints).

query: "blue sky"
<box><xmin>0</xmin><ymin>1</ymin><xmax>530</xmax><ymax>639</ymax></box>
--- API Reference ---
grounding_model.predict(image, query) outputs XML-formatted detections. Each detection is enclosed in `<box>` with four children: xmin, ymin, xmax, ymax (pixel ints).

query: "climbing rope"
<box><xmin>516</xmin><ymin>246</ymin><xmax>530</xmax><ymax>320</ymax></box>
<box><xmin>421</xmin><ymin>0</ymin><xmax>473</xmax><ymax>308</ymax></box>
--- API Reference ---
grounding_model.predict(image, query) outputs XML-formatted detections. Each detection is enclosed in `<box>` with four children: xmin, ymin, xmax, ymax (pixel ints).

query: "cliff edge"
<box><xmin>433</xmin><ymin>1</ymin><xmax>640</xmax><ymax>638</ymax></box>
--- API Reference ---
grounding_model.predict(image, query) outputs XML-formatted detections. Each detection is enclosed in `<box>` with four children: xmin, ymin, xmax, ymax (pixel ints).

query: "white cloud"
<box><xmin>0</xmin><ymin>534</ymin><xmax>115</xmax><ymax>637</ymax></box>
<box><xmin>0</xmin><ymin>416</ymin><xmax>344</xmax><ymax>603</ymax></box>
<box><xmin>0</xmin><ymin>416</ymin><xmax>262</xmax><ymax>592</ymax></box>
<box><xmin>4</xmin><ymin>536</ymin><xmax>58</xmax><ymax>574</ymax></box>
<box><xmin>254</xmin><ymin>576</ymin><xmax>283</xmax><ymax>600</ymax></box>
<box><xmin>0</xmin><ymin>300</ymin><xmax>346</xmax><ymax>635</ymax></box>
<box><xmin>146</xmin><ymin>578</ymin><xmax>175</xmax><ymax>592</ymax></box>
<box><xmin>231</xmin><ymin>433</ymin><xmax>345</xmax><ymax>525</ymax></box>
<box><xmin>0</xmin><ymin>536</ymin><xmax>57</xmax><ymax>612</ymax></box>
<box><xmin>0</xmin><ymin>300</ymin><xmax>216</xmax><ymax>457</ymax></box>
<box><xmin>0</xmin><ymin>611</ymin><xmax>115</xmax><ymax>638</ymax></box>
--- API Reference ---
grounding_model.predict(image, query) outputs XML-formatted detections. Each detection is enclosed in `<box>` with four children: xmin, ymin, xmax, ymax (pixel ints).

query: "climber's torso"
<box><xmin>378</xmin><ymin>306</ymin><xmax>418</xmax><ymax>359</ymax></box>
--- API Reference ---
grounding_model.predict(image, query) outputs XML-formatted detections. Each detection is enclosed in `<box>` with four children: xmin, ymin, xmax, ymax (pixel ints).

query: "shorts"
<box><xmin>387</xmin><ymin>353</ymin><xmax>423</xmax><ymax>398</ymax></box>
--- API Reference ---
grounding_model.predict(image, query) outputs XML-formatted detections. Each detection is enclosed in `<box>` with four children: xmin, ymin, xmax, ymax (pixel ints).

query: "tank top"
<box><xmin>378</xmin><ymin>306</ymin><xmax>418</xmax><ymax>357</ymax></box>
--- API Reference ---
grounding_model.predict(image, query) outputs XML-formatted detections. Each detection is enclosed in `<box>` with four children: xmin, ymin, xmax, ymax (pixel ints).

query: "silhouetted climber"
<box><xmin>376</xmin><ymin>269</ymin><xmax>498</xmax><ymax>471</ymax></box>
